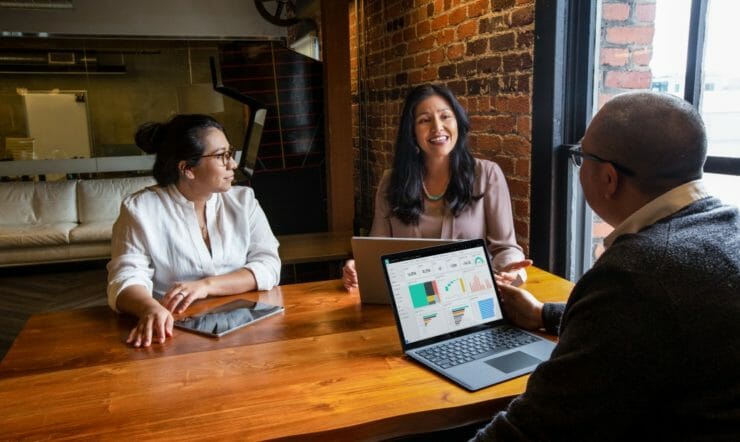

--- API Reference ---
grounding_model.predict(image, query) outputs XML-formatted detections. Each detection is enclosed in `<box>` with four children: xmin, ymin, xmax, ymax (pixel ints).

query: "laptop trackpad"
<box><xmin>485</xmin><ymin>351</ymin><xmax>542</xmax><ymax>373</ymax></box>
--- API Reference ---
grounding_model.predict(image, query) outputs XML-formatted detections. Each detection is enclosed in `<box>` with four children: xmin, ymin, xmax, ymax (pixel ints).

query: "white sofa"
<box><xmin>0</xmin><ymin>176</ymin><xmax>155</xmax><ymax>267</ymax></box>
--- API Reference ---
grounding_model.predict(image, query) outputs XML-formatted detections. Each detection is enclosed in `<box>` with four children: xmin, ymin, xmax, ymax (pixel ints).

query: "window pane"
<box><xmin>703</xmin><ymin>173</ymin><xmax>740</xmax><ymax>208</ymax></box>
<box><xmin>700</xmin><ymin>0</ymin><xmax>740</xmax><ymax>158</ymax></box>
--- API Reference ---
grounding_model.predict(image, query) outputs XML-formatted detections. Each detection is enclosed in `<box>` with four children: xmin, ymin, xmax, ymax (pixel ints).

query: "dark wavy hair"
<box><xmin>387</xmin><ymin>84</ymin><xmax>480</xmax><ymax>225</ymax></box>
<box><xmin>135</xmin><ymin>114</ymin><xmax>225</xmax><ymax>186</ymax></box>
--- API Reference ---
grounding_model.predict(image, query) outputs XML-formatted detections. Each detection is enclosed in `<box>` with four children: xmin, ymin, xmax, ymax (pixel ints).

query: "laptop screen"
<box><xmin>383</xmin><ymin>239</ymin><xmax>504</xmax><ymax>345</ymax></box>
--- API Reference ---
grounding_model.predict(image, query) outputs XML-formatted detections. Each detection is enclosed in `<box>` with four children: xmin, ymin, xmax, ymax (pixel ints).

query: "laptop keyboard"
<box><xmin>417</xmin><ymin>327</ymin><xmax>540</xmax><ymax>369</ymax></box>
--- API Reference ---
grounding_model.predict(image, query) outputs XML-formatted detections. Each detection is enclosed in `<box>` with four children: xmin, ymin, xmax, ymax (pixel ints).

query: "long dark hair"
<box><xmin>135</xmin><ymin>114</ymin><xmax>224</xmax><ymax>186</ymax></box>
<box><xmin>387</xmin><ymin>84</ymin><xmax>480</xmax><ymax>225</ymax></box>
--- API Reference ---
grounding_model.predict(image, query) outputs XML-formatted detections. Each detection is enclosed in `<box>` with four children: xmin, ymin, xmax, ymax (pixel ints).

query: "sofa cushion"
<box><xmin>0</xmin><ymin>223</ymin><xmax>76</xmax><ymax>249</ymax></box>
<box><xmin>69</xmin><ymin>222</ymin><xmax>113</xmax><ymax>243</ymax></box>
<box><xmin>77</xmin><ymin>176</ymin><xmax>156</xmax><ymax>223</ymax></box>
<box><xmin>0</xmin><ymin>182</ymin><xmax>36</xmax><ymax>225</ymax></box>
<box><xmin>34</xmin><ymin>180</ymin><xmax>78</xmax><ymax>224</ymax></box>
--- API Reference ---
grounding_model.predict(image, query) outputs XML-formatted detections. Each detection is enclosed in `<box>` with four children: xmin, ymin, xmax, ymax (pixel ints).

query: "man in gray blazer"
<box><xmin>472</xmin><ymin>91</ymin><xmax>740</xmax><ymax>440</ymax></box>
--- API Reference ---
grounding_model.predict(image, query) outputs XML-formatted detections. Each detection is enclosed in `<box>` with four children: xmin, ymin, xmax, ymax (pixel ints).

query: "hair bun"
<box><xmin>134</xmin><ymin>122</ymin><xmax>164</xmax><ymax>154</ymax></box>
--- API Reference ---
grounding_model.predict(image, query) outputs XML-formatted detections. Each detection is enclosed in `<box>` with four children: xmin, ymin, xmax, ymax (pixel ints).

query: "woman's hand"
<box><xmin>494</xmin><ymin>259</ymin><xmax>533</xmax><ymax>286</ymax></box>
<box><xmin>342</xmin><ymin>259</ymin><xmax>358</xmax><ymax>291</ymax></box>
<box><xmin>497</xmin><ymin>283</ymin><xmax>544</xmax><ymax>331</ymax></box>
<box><xmin>127</xmin><ymin>302</ymin><xmax>173</xmax><ymax>347</ymax></box>
<box><xmin>162</xmin><ymin>280</ymin><xmax>210</xmax><ymax>314</ymax></box>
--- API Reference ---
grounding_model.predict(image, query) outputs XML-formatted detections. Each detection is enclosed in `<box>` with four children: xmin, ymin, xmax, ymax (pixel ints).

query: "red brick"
<box><xmin>429</xmin><ymin>47</ymin><xmax>445</xmax><ymax>64</ymax></box>
<box><xmin>457</xmin><ymin>19</ymin><xmax>478</xmax><ymax>39</ymax></box>
<box><xmin>501</xmin><ymin>134</ymin><xmax>530</xmax><ymax>155</ymax></box>
<box><xmin>403</xmin><ymin>27</ymin><xmax>416</xmax><ymax>42</ymax></box>
<box><xmin>417</xmin><ymin>19</ymin><xmax>431</xmax><ymax>36</ymax></box>
<box><xmin>467</xmin><ymin>0</ymin><xmax>489</xmax><ymax>18</ymax></box>
<box><xmin>635</xmin><ymin>3</ymin><xmax>656</xmax><ymax>22</ymax></box>
<box><xmin>600</xmin><ymin>47</ymin><xmax>629</xmax><ymax>67</ymax></box>
<box><xmin>490</xmin><ymin>32</ymin><xmax>516</xmax><ymax>51</ymax></box>
<box><xmin>510</xmin><ymin>6</ymin><xmax>534</xmax><ymax>27</ymax></box>
<box><xmin>592</xmin><ymin>221</ymin><xmax>614</xmax><ymax>237</ymax></box>
<box><xmin>516</xmin><ymin>115</ymin><xmax>530</xmax><ymax>139</ymax></box>
<box><xmin>469</xmin><ymin>115</ymin><xmax>490</xmax><ymax>131</ymax></box>
<box><xmin>515</xmin><ymin>157</ymin><xmax>530</xmax><ymax>176</ymax></box>
<box><xmin>492</xmin><ymin>0</ymin><xmax>515</xmax><ymax>12</ymax></box>
<box><xmin>606</xmin><ymin>26</ymin><xmax>655</xmax><ymax>45</ymax></box>
<box><xmin>602</xmin><ymin>3</ymin><xmax>630</xmax><ymax>21</ymax></box>
<box><xmin>476</xmin><ymin>134</ymin><xmax>503</xmax><ymax>150</ymax></box>
<box><xmin>604</xmin><ymin>70</ymin><xmax>652</xmax><ymax>89</ymax></box>
<box><xmin>409</xmin><ymin>70</ymin><xmax>423</xmax><ymax>84</ymax></box>
<box><xmin>491</xmin><ymin>115</ymin><xmax>517</xmax><ymax>133</ymax></box>
<box><xmin>449</xmin><ymin>6</ymin><xmax>467</xmax><ymax>25</ymax></box>
<box><xmin>632</xmin><ymin>48</ymin><xmax>652</xmax><ymax>66</ymax></box>
<box><xmin>422</xmin><ymin>66</ymin><xmax>437</xmax><ymax>81</ymax></box>
<box><xmin>514</xmin><ymin>199</ymin><xmax>530</xmax><ymax>218</ymax></box>
<box><xmin>447</xmin><ymin>42</ymin><xmax>465</xmax><ymax>60</ymax></box>
<box><xmin>508</xmin><ymin>179</ymin><xmax>530</xmax><ymax>201</ymax></box>
<box><xmin>495</xmin><ymin>156</ymin><xmax>516</xmax><ymax>175</ymax></box>
<box><xmin>403</xmin><ymin>56</ymin><xmax>415</xmax><ymax>70</ymax></box>
<box><xmin>431</xmin><ymin>13</ymin><xmax>449</xmax><ymax>30</ymax></box>
<box><xmin>437</xmin><ymin>28</ymin><xmax>456</xmax><ymax>45</ymax></box>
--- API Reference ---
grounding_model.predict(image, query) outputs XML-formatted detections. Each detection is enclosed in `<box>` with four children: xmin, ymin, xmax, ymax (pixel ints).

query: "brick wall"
<box><xmin>592</xmin><ymin>0</ymin><xmax>656</xmax><ymax>260</ymax></box>
<box><xmin>351</xmin><ymin>0</ymin><xmax>536</xmax><ymax>253</ymax></box>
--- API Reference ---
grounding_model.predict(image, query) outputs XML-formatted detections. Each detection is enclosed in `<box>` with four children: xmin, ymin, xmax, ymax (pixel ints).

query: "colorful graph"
<box><xmin>478</xmin><ymin>298</ymin><xmax>495</xmax><ymax>320</ymax></box>
<box><xmin>423</xmin><ymin>313</ymin><xmax>437</xmax><ymax>326</ymax></box>
<box><xmin>451</xmin><ymin>306</ymin><xmax>467</xmax><ymax>325</ymax></box>
<box><xmin>409</xmin><ymin>281</ymin><xmax>441</xmax><ymax>308</ymax></box>
<box><xmin>469</xmin><ymin>274</ymin><xmax>493</xmax><ymax>292</ymax></box>
<box><xmin>444</xmin><ymin>278</ymin><xmax>465</xmax><ymax>293</ymax></box>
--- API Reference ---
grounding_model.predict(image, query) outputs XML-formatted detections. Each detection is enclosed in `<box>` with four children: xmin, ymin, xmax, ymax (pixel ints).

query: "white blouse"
<box><xmin>107</xmin><ymin>184</ymin><xmax>281</xmax><ymax>311</ymax></box>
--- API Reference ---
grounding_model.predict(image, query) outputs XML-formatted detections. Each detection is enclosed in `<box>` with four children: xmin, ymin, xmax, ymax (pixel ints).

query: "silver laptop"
<box><xmin>381</xmin><ymin>238</ymin><xmax>556</xmax><ymax>391</ymax></box>
<box><xmin>352</xmin><ymin>236</ymin><xmax>456</xmax><ymax>304</ymax></box>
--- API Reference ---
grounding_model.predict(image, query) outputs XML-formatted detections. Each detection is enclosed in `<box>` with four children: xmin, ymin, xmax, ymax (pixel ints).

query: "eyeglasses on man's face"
<box><xmin>200</xmin><ymin>148</ymin><xmax>237</xmax><ymax>167</ymax></box>
<box><xmin>568</xmin><ymin>144</ymin><xmax>634</xmax><ymax>176</ymax></box>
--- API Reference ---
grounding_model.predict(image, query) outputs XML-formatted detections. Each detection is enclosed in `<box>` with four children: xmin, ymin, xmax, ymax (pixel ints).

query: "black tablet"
<box><xmin>174</xmin><ymin>299</ymin><xmax>284</xmax><ymax>338</ymax></box>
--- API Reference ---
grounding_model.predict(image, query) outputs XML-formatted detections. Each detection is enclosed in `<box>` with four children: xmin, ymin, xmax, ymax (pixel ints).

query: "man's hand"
<box><xmin>498</xmin><ymin>283</ymin><xmax>544</xmax><ymax>331</ymax></box>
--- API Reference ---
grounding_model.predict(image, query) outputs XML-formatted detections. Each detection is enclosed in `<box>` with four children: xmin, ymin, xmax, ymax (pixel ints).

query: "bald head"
<box><xmin>586</xmin><ymin>91</ymin><xmax>707</xmax><ymax>197</ymax></box>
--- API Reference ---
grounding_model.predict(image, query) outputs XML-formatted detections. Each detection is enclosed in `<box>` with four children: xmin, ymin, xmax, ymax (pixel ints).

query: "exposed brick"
<box><xmin>429</xmin><ymin>47</ymin><xmax>445</xmax><ymax>64</ymax></box>
<box><xmin>417</xmin><ymin>19</ymin><xmax>431</xmax><ymax>36</ymax></box>
<box><xmin>515</xmin><ymin>157</ymin><xmax>530</xmax><ymax>176</ymax></box>
<box><xmin>604</xmin><ymin>70</ymin><xmax>652</xmax><ymax>89</ymax></box>
<box><xmin>602</xmin><ymin>3</ymin><xmax>630</xmax><ymax>21</ymax></box>
<box><xmin>447</xmin><ymin>80</ymin><xmax>466</xmax><ymax>96</ymax></box>
<box><xmin>403</xmin><ymin>56</ymin><xmax>414</xmax><ymax>70</ymax></box>
<box><xmin>467</xmin><ymin>0</ymin><xmax>489</xmax><ymax>18</ymax></box>
<box><xmin>403</xmin><ymin>27</ymin><xmax>416</xmax><ymax>42</ymax></box>
<box><xmin>600</xmin><ymin>47</ymin><xmax>629</xmax><ymax>67</ymax></box>
<box><xmin>479</xmin><ymin>17</ymin><xmax>491</xmax><ymax>34</ymax></box>
<box><xmin>457</xmin><ymin>19</ymin><xmax>478</xmax><ymax>39</ymax></box>
<box><xmin>514</xmin><ymin>219</ymin><xmax>529</xmax><ymax>238</ymax></box>
<box><xmin>431</xmin><ymin>13</ymin><xmax>449</xmax><ymax>30</ymax></box>
<box><xmin>427</xmin><ymin>3</ymin><xmax>435</xmax><ymax>17</ymax></box>
<box><xmin>517</xmin><ymin>30</ymin><xmax>535</xmax><ymax>49</ymax></box>
<box><xmin>477</xmin><ymin>55</ymin><xmax>502</xmax><ymax>74</ymax></box>
<box><xmin>396</xmin><ymin>72</ymin><xmax>408</xmax><ymax>85</ymax></box>
<box><xmin>438</xmin><ymin>64</ymin><xmax>456</xmax><ymax>79</ymax></box>
<box><xmin>490</xmin><ymin>32</ymin><xmax>516</xmax><ymax>51</ymax></box>
<box><xmin>467</xmin><ymin>38</ymin><xmax>488</xmax><ymax>56</ymax></box>
<box><xmin>492</xmin><ymin>0</ymin><xmax>515</xmax><ymax>12</ymax></box>
<box><xmin>508</xmin><ymin>178</ymin><xmax>530</xmax><ymax>200</ymax></box>
<box><xmin>470</xmin><ymin>115</ymin><xmax>490</xmax><ymax>130</ymax></box>
<box><xmin>497</xmin><ymin>95</ymin><xmax>530</xmax><ymax>113</ymax></box>
<box><xmin>476</xmin><ymin>134</ymin><xmax>503</xmax><ymax>150</ymax></box>
<box><xmin>495</xmin><ymin>156</ymin><xmax>516</xmax><ymax>175</ymax></box>
<box><xmin>503</xmin><ymin>53</ymin><xmax>532</xmax><ymax>71</ymax></box>
<box><xmin>491</xmin><ymin>115</ymin><xmax>517</xmax><ymax>133</ymax></box>
<box><xmin>632</xmin><ymin>48</ymin><xmax>652</xmax><ymax>66</ymax></box>
<box><xmin>447</xmin><ymin>42</ymin><xmax>465</xmax><ymax>60</ymax></box>
<box><xmin>414</xmin><ymin>52</ymin><xmax>428</xmax><ymax>68</ymax></box>
<box><xmin>593</xmin><ymin>221</ymin><xmax>614</xmax><ymax>237</ymax></box>
<box><xmin>635</xmin><ymin>3</ymin><xmax>656</xmax><ymax>22</ymax></box>
<box><xmin>422</xmin><ymin>66</ymin><xmax>437</xmax><ymax>81</ymax></box>
<box><xmin>514</xmin><ymin>199</ymin><xmax>530</xmax><ymax>217</ymax></box>
<box><xmin>409</xmin><ymin>70</ymin><xmax>423</xmax><ymax>84</ymax></box>
<box><xmin>502</xmin><ymin>134</ymin><xmax>530</xmax><ymax>155</ymax></box>
<box><xmin>468</xmin><ymin>78</ymin><xmax>488</xmax><ymax>95</ymax></box>
<box><xmin>510</xmin><ymin>6</ymin><xmax>534</xmax><ymax>27</ymax></box>
<box><xmin>517</xmin><ymin>115</ymin><xmax>531</xmax><ymax>139</ymax></box>
<box><xmin>437</xmin><ymin>28</ymin><xmax>456</xmax><ymax>45</ymax></box>
<box><xmin>449</xmin><ymin>5</ymin><xmax>467</xmax><ymax>25</ymax></box>
<box><xmin>457</xmin><ymin>60</ymin><xmax>478</xmax><ymax>77</ymax></box>
<box><xmin>606</xmin><ymin>26</ymin><xmax>655</xmax><ymax>45</ymax></box>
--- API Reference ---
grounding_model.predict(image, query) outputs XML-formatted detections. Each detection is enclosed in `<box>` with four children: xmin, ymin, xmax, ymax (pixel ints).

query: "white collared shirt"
<box><xmin>107</xmin><ymin>184</ymin><xmax>280</xmax><ymax>311</ymax></box>
<box><xmin>604</xmin><ymin>180</ymin><xmax>711</xmax><ymax>248</ymax></box>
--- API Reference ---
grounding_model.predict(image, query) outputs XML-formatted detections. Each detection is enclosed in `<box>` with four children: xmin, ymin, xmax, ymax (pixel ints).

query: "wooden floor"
<box><xmin>0</xmin><ymin>261</ymin><xmax>109</xmax><ymax>361</ymax></box>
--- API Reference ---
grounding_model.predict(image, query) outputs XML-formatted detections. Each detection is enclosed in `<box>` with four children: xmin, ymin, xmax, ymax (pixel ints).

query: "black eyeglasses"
<box><xmin>200</xmin><ymin>148</ymin><xmax>236</xmax><ymax>167</ymax></box>
<box><xmin>568</xmin><ymin>145</ymin><xmax>634</xmax><ymax>176</ymax></box>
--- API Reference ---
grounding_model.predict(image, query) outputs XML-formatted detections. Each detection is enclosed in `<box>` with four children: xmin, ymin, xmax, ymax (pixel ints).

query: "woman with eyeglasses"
<box><xmin>343</xmin><ymin>84</ymin><xmax>531</xmax><ymax>290</ymax></box>
<box><xmin>107</xmin><ymin>114</ymin><xmax>280</xmax><ymax>347</ymax></box>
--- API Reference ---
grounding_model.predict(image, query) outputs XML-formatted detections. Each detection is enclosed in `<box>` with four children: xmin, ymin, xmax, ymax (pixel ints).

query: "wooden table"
<box><xmin>0</xmin><ymin>267</ymin><xmax>573</xmax><ymax>441</ymax></box>
<box><xmin>276</xmin><ymin>231</ymin><xmax>352</xmax><ymax>265</ymax></box>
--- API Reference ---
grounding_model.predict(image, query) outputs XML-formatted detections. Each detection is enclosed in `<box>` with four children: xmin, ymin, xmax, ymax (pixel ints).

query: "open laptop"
<box><xmin>381</xmin><ymin>238</ymin><xmax>556</xmax><ymax>391</ymax></box>
<box><xmin>352</xmin><ymin>237</ymin><xmax>456</xmax><ymax>304</ymax></box>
